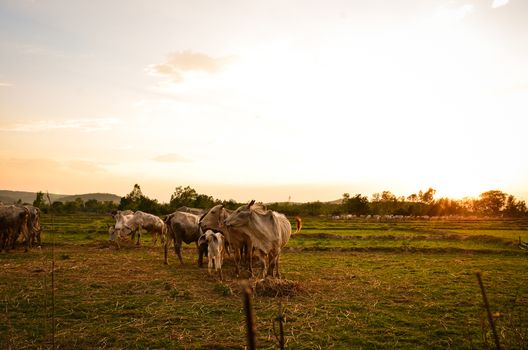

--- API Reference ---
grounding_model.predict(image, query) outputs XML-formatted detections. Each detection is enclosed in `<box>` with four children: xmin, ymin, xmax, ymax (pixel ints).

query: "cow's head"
<box><xmin>199</xmin><ymin>204</ymin><xmax>226</xmax><ymax>232</ymax></box>
<box><xmin>224</xmin><ymin>200</ymin><xmax>254</xmax><ymax>228</ymax></box>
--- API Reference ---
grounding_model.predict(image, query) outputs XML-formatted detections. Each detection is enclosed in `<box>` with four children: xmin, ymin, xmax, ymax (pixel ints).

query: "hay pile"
<box><xmin>253</xmin><ymin>277</ymin><xmax>304</xmax><ymax>297</ymax></box>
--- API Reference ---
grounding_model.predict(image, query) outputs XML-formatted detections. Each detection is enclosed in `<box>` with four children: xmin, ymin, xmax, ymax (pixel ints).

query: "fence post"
<box><xmin>274</xmin><ymin>302</ymin><xmax>285</xmax><ymax>350</ymax></box>
<box><xmin>476</xmin><ymin>272</ymin><xmax>501</xmax><ymax>350</ymax></box>
<box><xmin>241</xmin><ymin>281</ymin><xmax>257</xmax><ymax>350</ymax></box>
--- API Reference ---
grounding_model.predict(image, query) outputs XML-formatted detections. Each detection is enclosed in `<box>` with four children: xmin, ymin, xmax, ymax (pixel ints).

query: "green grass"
<box><xmin>1</xmin><ymin>214</ymin><xmax>527</xmax><ymax>349</ymax></box>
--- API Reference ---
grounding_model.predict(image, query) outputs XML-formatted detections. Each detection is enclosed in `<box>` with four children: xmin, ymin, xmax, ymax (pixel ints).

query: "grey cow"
<box><xmin>163</xmin><ymin>211</ymin><xmax>204</xmax><ymax>266</ymax></box>
<box><xmin>0</xmin><ymin>205</ymin><xmax>30</xmax><ymax>252</ymax></box>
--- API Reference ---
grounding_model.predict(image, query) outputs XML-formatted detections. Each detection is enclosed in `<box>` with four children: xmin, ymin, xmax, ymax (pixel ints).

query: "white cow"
<box><xmin>110</xmin><ymin>210</ymin><xmax>134</xmax><ymax>244</ymax></box>
<box><xmin>204</xmin><ymin>230</ymin><xmax>225</xmax><ymax>280</ymax></box>
<box><xmin>113</xmin><ymin>211</ymin><xmax>165</xmax><ymax>246</ymax></box>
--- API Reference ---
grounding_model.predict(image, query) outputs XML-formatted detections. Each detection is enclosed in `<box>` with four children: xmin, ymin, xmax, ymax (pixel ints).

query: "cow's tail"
<box><xmin>163</xmin><ymin>214</ymin><xmax>173</xmax><ymax>244</ymax></box>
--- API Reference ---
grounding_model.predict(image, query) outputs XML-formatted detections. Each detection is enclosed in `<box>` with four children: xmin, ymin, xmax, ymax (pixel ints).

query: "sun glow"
<box><xmin>1</xmin><ymin>1</ymin><xmax>527</xmax><ymax>202</ymax></box>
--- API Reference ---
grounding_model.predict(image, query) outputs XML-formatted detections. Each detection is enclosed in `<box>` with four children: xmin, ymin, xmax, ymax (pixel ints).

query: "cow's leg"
<box><xmin>164</xmin><ymin>239</ymin><xmax>169</xmax><ymax>265</ymax></box>
<box><xmin>268</xmin><ymin>254</ymin><xmax>279</xmax><ymax>278</ymax></box>
<box><xmin>208</xmin><ymin>257</ymin><xmax>213</xmax><ymax>276</ymax></box>
<box><xmin>234</xmin><ymin>248</ymin><xmax>241</xmax><ymax>277</ymax></box>
<box><xmin>152</xmin><ymin>230</ymin><xmax>158</xmax><ymax>246</ymax></box>
<box><xmin>136</xmin><ymin>226</ymin><xmax>141</xmax><ymax>246</ymax></box>
<box><xmin>0</xmin><ymin>230</ymin><xmax>6</xmax><ymax>252</ymax></box>
<box><xmin>260</xmin><ymin>255</ymin><xmax>268</xmax><ymax>279</ymax></box>
<box><xmin>274</xmin><ymin>255</ymin><xmax>281</xmax><ymax>279</ymax></box>
<box><xmin>247</xmin><ymin>243</ymin><xmax>254</xmax><ymax>277</ymax></box>
<box><xmin>10</xmin><ymin>229</ymin><xmax>17</xmax><ymax>250</ymax></box>
<box><xmin>23</xmin><ymin>226</ymin><xmax>30</xmax><ymax>253</ymax></box>
<box><xmin>197</xmin><ymin>242</ymin><xmax>204</xmax><ymax>267</ymax></box>
<box><xmin>218</xmin><ymin>253</ymin><xmax>224</xmax><ymax>281</ymax></box>
<box><xmin>164</xmin><ymin>233</ymin><xmax>176</xmax><ymax>265</ymax></box>
<box><xmin>174</xmin><ymin>238</ymin><xmax>184</xmax><ymax>265</ymax></box>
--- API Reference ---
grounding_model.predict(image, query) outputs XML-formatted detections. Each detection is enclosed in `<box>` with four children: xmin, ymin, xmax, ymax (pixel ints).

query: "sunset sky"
<box><xmin>1</xmin><ymin>0</ymin><xmax>527</xmax><ymax>203</ymax></box>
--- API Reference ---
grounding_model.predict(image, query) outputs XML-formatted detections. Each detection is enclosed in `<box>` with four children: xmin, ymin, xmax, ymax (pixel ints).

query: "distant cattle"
<box><xmin>113</xmin><ymin>211</ymin><xmax>165</xmax><ymax>246</ymax></box>
<box><xmin>199</xmin><ymin>204</ymin><xmax>253</xmax><ymax>277</ymax></box>
<box><xmin>163</xmin><ymin>211</ymin><xmax>203</xmax><ymax>266</ymax></box>
<box><xmin>0</xmin><ymin>205</ymin><xmax>30</xmax><ymax>252</ymax></box>
<box><xmin>225</xmin><ymin>200</ymin><xmax>292</xmax><ymax>278</ymax></box>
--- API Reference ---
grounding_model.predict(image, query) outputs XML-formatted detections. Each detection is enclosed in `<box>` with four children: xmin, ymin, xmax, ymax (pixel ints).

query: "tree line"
<box><xmin>28</xmin><ymin>185</ymin><xmax>527</xmax><ymax>218</ymax></box>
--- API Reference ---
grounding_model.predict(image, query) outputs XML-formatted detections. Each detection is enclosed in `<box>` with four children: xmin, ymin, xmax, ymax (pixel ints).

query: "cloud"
<box><xmin>152</xmin><ymin>153</ymin><xmax>190</xmax><ymax>163</ymax></box>
<box><xmin>147</xmin><ymin>50</ymin><xmax>235</xmax><ymax>82</ymax></box>
<box><xmin>65</xmin><ymin>160</ymin><xmax>107</xmax><ymax>173</ymax></box>
<box><xmin>492</xmin><ymin>0</ymin><xmax>509</xmax><ymax>8</ymax></box>
<box><xmin>0</xmin><ymin>82</ymin><xmax>12</xmax><ymax>87</ymax></box>
<box><xmin>0</xmin><ymin>118</ymin><xmax>120</xmax><ymax>132</ymax></box>
<box><xmin>435</xmin><ymin>4</ymin><xmax>475</xmax><ymax>21</ymax></box>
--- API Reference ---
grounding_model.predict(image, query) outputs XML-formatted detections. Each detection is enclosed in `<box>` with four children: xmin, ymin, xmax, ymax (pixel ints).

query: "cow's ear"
<box><xmin>248</xmin><ymin>200</ymin><xmax>255</xmax><ymax>208</ymax></box>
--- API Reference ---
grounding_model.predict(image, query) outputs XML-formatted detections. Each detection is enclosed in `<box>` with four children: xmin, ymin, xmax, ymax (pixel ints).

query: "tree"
<box><xmin>170</xmin><ymin>186</ymin><xmax>198</xmax><ymax>209</ymax></box>
<box><xmin>503</xmin><ymin>195</ymin><xmax>527</xmax><ymax>217</ymax></box>
<box><xmin>119</xmin><ymin>184</ymin><xmax>144</xmax><ymax>211</ymax></box>
<box><xmin>478</xmin><ymin>190</ymin><xmax>507</xmax><ymax>216</ymax></box>
<box><xmin>407</xmin><ymin>193</ymin><xmax>419</xmax><ymax>202</ymax></box>
<box><xmin>381</xmin><ymin>191</ymin><xmax>396</xmax><ymax>202</ymax></box>
<box><xmin>344</xmin><ymin>194</ymin><xmax>369</xmax><ymax>215</ymax></box>
<box><xmin>194</xmin><ymin>194</ymin><xmax>215</xmax><ymax>208</ymax></box>
<box><xmin>33</xmin><ymin>191</ymin><xmax>45</xmax><ymax>208</ymax></box>
<box><xmin>51</xmin><ymin>201</ymin><xmax>64</xmax><ymax>213</ymax></box>
<box><xmin>419</xmin><ymin>188</ymin><xmax>436</xmax><ymax>204</ymax></box>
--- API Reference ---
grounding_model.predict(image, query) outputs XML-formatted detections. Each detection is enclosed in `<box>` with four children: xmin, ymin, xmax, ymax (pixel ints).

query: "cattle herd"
<box><xmin>110</xmin><ymin>200</ymin><xmax>297</xmax><ymax>280</ymax></box>
<box><xmin>1</xmin><ymin>201</ymin><xmax>298</xmax><ymax>281</ymax></box>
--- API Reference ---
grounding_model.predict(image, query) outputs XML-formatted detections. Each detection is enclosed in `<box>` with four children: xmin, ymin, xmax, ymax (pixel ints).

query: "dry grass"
<box><xmin>1</xmin><ymin>214</ymin><xmax>527</xmax><ymax>349</ymax></box>
<box><xmin>253</xmin><ymin>277</ymin><xmax>305</xmax><ymax>298</ymax></box>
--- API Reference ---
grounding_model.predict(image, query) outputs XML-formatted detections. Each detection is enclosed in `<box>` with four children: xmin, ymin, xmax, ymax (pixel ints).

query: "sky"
<box><xmin>1</xmin><ymin>0</ymin><xmax>527</xmax><ymax>203</ymax></box>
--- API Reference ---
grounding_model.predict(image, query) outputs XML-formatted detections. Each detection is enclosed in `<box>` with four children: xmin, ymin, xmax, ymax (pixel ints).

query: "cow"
<box><xmin>163</xmin><ymin>211</ymin><xmax>203</xmax><ymax>266</ymax></box>
<box><xmin>113</xmin><ymin>211</ymin><xmax>166</xmax><ymax>246</ymax></box>
<box><xmin>295</xmin><ymin>215</ymin><xmax>302</xmax><ymax>233</ymax></box>
<box><xmin>25</xmin><ymin>205</ymin><xmax>42</xmax><ymax>248</ymax></box>
<box><xmin>224</xmin><ymin>200</ymin><xmax>292</xmax><ymax>278</ymax></box>
<box><xmin>177</xmin><ymin>206</ymin><xmax>207</xmax><ymax>216</ymax></box>
<box><xmin>111</xmin><ymin>210</ymin><xmax>135</xmax><ymax>244</ymax></box>
<box><xmin>199</xmin><ymin>204</ymin><xmax>253</xmax><ymax>277</ymax></box>
<box><xmin>0</xmin><ymin>205</ymin><xmax>30</xmax><ymax>252</ymax></box>
<box><xmin>204</xmin><ymin>230</ymin><xmax>225</xmax><ymax>280</ymax></box>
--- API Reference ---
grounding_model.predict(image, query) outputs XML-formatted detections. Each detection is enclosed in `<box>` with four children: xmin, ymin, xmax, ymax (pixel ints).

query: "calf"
<box><xmin>205</xmin><ymin>230</ymin><xmax>225</xmax><ymax>280</ymax></box>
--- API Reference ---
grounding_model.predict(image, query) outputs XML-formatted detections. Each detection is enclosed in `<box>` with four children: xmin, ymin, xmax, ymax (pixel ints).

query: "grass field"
<box><xmin>1</xmin><ymin>214</ymin><xmax>527</xmax><ymax>349</ymax></box>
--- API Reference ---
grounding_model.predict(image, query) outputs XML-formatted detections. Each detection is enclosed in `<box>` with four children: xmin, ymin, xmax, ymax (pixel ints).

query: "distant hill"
<box><xmin>0</xmin><ymin>190</ymin><xmax>121</xmax><ymax>205</ymax></box>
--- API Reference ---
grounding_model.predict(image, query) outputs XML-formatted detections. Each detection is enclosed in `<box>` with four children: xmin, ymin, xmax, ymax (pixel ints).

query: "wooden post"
<box><xmin>241</xmin><ymin>281</ymin><xmax>257</xmax><ymax>350</ymax></box>
<box><xmin>476</xmin><ymin>272</ymin><xmax>501</xmax><ymax>350</ymax></box>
